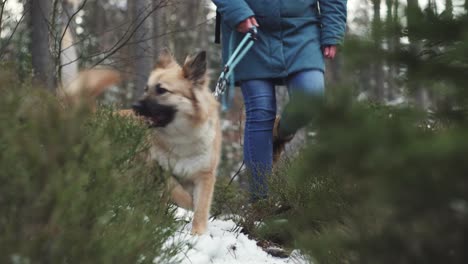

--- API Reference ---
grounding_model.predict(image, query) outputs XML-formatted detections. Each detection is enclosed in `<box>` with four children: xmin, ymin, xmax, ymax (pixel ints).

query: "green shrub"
<box><xmin>283</xmin><ymin>96</ymin><xmax>468</xmax><ymax>264</ymax></box>
<box><xmin>0</xmin><ymin>85</ymin><xmax>183</xmax><ymax>263</ymax></box>
<box><xmin>247</xmin><ymin>7</ymin><xmax>468</xmax><ymax>264</ymax></box>
<box><xmin>230</xmin><ymin>92</ymin><xmax>468</xmax><ymax>263</ymax></box>
<box><xmin>211</xmin><ymin>174</ymin><xmax>249</xmax><ymax>220</ymax></box>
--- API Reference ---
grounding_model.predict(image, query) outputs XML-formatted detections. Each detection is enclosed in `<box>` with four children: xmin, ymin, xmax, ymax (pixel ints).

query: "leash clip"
<box><xmin>213</xmin><ymin>27</ymin><xmax>258</xmax><ymax>99</ymax></box>
<box><xmin>214</xmin><ymin>77</ymin><xmax>227</xmax><ymax>99</ymax></box>
<box><xmin>248</xmin><ymin>27</ymin><xmax>258</xmax><ymax>40</ymax></box>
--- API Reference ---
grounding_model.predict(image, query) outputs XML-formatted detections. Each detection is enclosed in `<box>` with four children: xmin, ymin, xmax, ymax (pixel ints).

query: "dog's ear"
<box><xmin>155</xmin><ymin>48</ymin><xmax>176</xmax><ymax>69</ymax></box>
<box><xmin>182</xmin><ymin>51</ymin><xmax>207</xmax><ymax>85</ymax></box>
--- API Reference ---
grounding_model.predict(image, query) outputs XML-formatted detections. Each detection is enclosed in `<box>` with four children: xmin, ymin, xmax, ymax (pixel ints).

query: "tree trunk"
<box><xmin>393</xmin><ymin>0</ymin><xmax>401</xmax><ymax>97</ymax></box>
<box><xmin>171</xmin><ymin>1</ymin><xmax>206</xmax><ymax>59</ymax></box>
<box><xmin>198</xmin><ymin>3</ymin><xmax>209</xmax><ymax>52</ymax></box>
<box><xmin>28</xmin><ymin>0</ymin><xmax>55</xmax><ymax>91</ymax></box>
<box><xmin>372</xmin><ymin>0</ymin><xmax>385</xmax><ymax>102</ymax></box>
<box><xmin>385</xmin><ymin>0</ymin><xmax>395</xmax><ymax>101</ymax></box>
<box><xmin>325</xmin><ymin>26</ymin><xmax>346</xmax><ymax>87</ymax></box>
<box><xmin>325</xmin><ymin>55</ymin><xmax>343</xmax><ymax>87</ymax></box>
<box><xmin>355</xmin><ymin>0</ymin><xmax>372</xmax><ymax>98</ymax></box>
<box><xmin>445</xmin><ymin>0</ymin><xmax>453</xmax><ymax>17</ymax></box>
<box><xmin>407</xmin><ymin>0</ymin><xmax>430</xmax><ymax>108</ymax></box>
<box><xmin>131</xmin><ymin>0</ymin><xmax>153</xmax><ymax>99</ymax></box>
<box><xmin>153</xmin><ymin>0</ymin><xmax>162</xmax><ymax>56</ymax></box>
<box><xmin>60</xmin><ymin>1</ymin><xmax>79</xmax><ymax>89</ymax></box>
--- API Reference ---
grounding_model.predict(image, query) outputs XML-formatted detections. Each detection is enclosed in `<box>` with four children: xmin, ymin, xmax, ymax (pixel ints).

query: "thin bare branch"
<box><xmin>58</xmin><ymin>14</ymin><xmax>211</xmax><ymax>69</ymax></box>
<box><xmin>60</xmin><ymin>20</ymin><xmax>133</xmax><ymax>53</ymax></box>
<box><xmin>0</xmin><ymin>0</ymin><xmax>7</xmax><ymax>37</ymax></box>
<box><xmin>0</xmin><ymin>5</ymin><xmax>29</xmax><ymax>60</ymax></box>
<box><xmin>58</xmin><ymin>0</ymin><xmax>213</xmax><ymax>71</ymax></box>
<box><xmin>56</xmin><ymin>0</ymin><xmax>88</xmax><ymax>83</ymax></box>
<box><xmin>61</xmin><ymin>0</ymin><xmax>178</xmax><ymax>53</ymax></box>
<box><xmin>59</xmin><ymin>1</ymin><xmax>157</xmax><ymax>67</ymax></box>
<box><xmin>127</xmin><ymin>17</ymin><xmax>214</xmax><ymax>45</ymax></box>
<box><xmin>60</xmin><ymin>0</ymin><xmax>87</xmax><ymax>48</ymax></box>
<box><xmin>91</xmin><ymin>0</ymin><xmax>170</xmax><ymax>67</ymax></box>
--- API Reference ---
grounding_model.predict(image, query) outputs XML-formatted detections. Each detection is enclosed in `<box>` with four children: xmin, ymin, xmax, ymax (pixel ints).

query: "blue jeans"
<box><xmin>240</xmin><ymin>70</ymin><xmax>325</xmax><ymax>200</ymax></box>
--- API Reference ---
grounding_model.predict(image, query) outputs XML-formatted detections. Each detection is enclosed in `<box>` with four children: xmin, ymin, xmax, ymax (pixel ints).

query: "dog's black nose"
<box><xmin>132</xmin><ymin>101</ymin><xmax>144</xmax><ymax>114</ymax></box>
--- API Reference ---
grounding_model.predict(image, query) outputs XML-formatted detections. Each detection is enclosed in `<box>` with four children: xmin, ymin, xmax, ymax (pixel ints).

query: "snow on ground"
<box><xmin>162</xmin><ymin>208</ymin><xmax>309</xmax><ymax>264</ymax></box>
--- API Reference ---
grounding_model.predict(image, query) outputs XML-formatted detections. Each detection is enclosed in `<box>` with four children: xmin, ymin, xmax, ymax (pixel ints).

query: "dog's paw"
<box><xmin>191</xmin><ymin>223</ymin><xmax>207</xmax><ymax>235</ymax></box>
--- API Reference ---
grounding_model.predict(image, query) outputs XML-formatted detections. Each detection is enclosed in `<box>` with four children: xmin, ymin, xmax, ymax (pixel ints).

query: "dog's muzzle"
<box><xmin>131</xmin><ymin>101</ymin><xmax>145</xmax><ymax>115</ymax></box>
<box><xmin>132</xmin><ymin>101</ymin><xmax>143</xmax><ymax>115</ymax></box>
<box><xmin>132</xmin><ymin>99</ymin><xmax>176</xmax><ymax>128</ymax></box>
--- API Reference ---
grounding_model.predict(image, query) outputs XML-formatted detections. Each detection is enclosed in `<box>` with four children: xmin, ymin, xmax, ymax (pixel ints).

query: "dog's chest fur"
<box><xmin>149</xmin><ymin>120</ymin><xmax>217</xmax><ymax>179</ymax></box>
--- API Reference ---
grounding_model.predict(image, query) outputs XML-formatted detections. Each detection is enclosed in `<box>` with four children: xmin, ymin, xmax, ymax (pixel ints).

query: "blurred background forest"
<box><xmin>1</xmin><ymin>0</ymin><xmax>465</xmax><ymax>100</ymax></box>
<box><xmin>1</xmin><ymin>0</ymin><xmax>466</xmax><ymax>170</ymax></box>
<box><xmin>1</xmin><ymin>0</ymin><xmax>468</xmax><ymax>263</ymax></box>
<box><xmin>1</xmin><ymin>0</ymin><xmax>466</xmax><ymax>176</ymax></box>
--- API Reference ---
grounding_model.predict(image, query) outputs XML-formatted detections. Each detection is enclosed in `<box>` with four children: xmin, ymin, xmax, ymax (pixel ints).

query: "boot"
<box><xmin>272</xmin><ymin>116</ymin><xmax>294</xmax><ymax>164</ymax></box>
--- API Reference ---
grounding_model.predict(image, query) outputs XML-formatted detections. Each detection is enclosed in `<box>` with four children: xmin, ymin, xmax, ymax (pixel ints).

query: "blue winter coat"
<box><xmin>212</xmin><ymin>0</ymin><xmax>347</xmax><ymax>82</ymax></box>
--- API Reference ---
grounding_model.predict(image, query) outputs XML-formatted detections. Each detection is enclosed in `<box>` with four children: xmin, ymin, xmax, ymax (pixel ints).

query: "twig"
<box><xmin>56</xmin><ymin>0</ymin><xmax>88</xmax><ymax>84</ymax></box>
<box><xmin>57</xmin><ymin>0</ymin><xmax>210</xmax><ymax>69</ymax></box>
<box><xmin>0</xmin><ymin>0</ymin><xmax>7</xmax><ymax>38</ymax></box>
<box><xmin>59</xmin><ymin>0</ymin><xmax>88</xmax><ymax>47</ymax></box>
<box><xmin>228</xmin><ymin>161</ymin><xmax>245</xmax><ymax>186</ymax></box>
<box><xmin>59</xmin><ymin>17</ymin><xmax>211</xmax><ymax>69</ymax></box>
<box><xmin>134</xmin><ymin>17</ymin><xmax>214</xmax><ymax>44</ymax></box>
<box><xmin>91</xmin><ymin>0</ymin><xmax>170</xmax><ymax>67</ymax></box>
<box><xmin>88</xmin><ymin>0</ymin><xmax>174</xmax><ymax>62</ymax></box>
<box><xmin>0</xmin><ymin>5</ymin><xmax>28</xmax><ymax>60</ymax></box>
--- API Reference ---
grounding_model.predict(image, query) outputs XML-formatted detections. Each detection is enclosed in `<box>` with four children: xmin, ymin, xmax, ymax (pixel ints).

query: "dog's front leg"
<box><xmin>168</xmin><ymin>177</ymin><xmax>193</xmax><ymax>210</ymax></box>
<box><xmin>191</xmin><ymin>172</ymin><xmax>215</xmax><ymax>235</ymax></box>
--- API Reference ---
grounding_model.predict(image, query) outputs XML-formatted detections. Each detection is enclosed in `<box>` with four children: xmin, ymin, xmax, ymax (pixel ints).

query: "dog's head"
<box><xmin>132</xmin><ymin>49</ymin><xmax>215</xmax><ymax>128</ymax></box>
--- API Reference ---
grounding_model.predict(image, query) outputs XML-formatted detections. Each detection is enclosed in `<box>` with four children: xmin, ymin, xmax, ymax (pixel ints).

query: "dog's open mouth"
<box><xmin>146</xmin><ymin>115</ymin><xmax>168</xmax><ymax>127</ymax></box>
<box><xmin>132</xmin><ymin>100</ymin><xmax>177</xmax><ymax>128</ymax></box>
<box><xmin>148</xmin><ymin>116</ymin><xmax>161</xmax><ymax>126</ymax></box>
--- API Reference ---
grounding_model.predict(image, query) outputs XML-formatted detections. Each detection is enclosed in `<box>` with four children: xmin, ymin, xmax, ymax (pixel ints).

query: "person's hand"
<box><xmin>322</xmin><ymin>45</ymin><xmax>337</xmax><ymax>59</ymax></box>
<box><xmin>237</xmin><ymin>17</ymin><xmax>259</xmax><ymax>33</ymax></box>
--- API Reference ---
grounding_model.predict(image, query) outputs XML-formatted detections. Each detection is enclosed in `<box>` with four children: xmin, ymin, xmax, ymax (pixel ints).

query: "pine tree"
<box><xmin>271</xmin><ymin>3</ymin><xmax>468</xmax><ymax>264</ymax></box>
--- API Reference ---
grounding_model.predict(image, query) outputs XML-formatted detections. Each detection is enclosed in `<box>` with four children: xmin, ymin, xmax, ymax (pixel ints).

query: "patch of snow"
<box><xmin>163</xmin><ymin>209</ymin><xmax>309</xmax><ymax>264</ymax></box>
<box><xmin>386</xmin><ymin>96</ymin><xmax>407</xmax><ymax>106</ymax></box>
<box><xmin>357</xmin><ymin>92</ymin><xmax>369</xmax><ymax>102</ymax></box>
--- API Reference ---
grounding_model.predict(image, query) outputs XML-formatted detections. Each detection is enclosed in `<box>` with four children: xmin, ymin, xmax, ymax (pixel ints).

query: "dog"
<box><xmin>63</xmin><ymin>50</ymin><xmax>221</xmax><ymax>235</ymax></box>
<box><xmin>131</xmin><ymin>50</ymin><xmax>221</xmax><ymax>235</ymax></box>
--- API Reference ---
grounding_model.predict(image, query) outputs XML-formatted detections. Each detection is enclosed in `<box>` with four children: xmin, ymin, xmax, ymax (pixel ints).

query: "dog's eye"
<box><xmin>156</xmin><ymin>84</ymin><xmax>168</xmax><ymax>95</ymax></box>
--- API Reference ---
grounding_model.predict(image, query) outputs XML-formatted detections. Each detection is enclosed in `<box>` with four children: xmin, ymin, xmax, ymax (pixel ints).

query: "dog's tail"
<box><xmin>59</xmin><ymin>24</ymin><xmax>121</xmax><ymax>107</ymax></box>
<box><xmin>58</xmin><ymin>69</ymin><xmax>121</xmax><ymax>108</ymax></box>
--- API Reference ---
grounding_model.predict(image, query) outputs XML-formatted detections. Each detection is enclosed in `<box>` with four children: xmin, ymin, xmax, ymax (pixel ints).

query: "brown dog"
<box><xmin>131</xmin><ymin>50</ymin><xmax>221</xmax><ymax>235</ymax></box>
<box><xmin>64</xmin><ymin>50</ymin><xmax>221</xmax><ymax>235</ymax></box>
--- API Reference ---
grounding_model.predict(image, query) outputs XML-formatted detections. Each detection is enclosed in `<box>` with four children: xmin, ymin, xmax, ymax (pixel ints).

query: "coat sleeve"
<box><xmin>212</xmin><ymin>0</ymin><xmax>255</xmax><ymax>29</ymax></box>
<box><xmin>318</xmin><ymin>0</ymin><xmax>347</xmax><ymax>46</ymax></box>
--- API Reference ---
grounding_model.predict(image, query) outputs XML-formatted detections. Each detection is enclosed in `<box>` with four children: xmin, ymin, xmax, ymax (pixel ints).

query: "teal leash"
<box><xmin>222</xmin><ymin>33</ymin><xmax>236</xmax><ymax>110</ymax></box>
<box><xmin>213</xmin><ymin>27</ymin><xmax>258</xmax><ymax>110</ymax></box>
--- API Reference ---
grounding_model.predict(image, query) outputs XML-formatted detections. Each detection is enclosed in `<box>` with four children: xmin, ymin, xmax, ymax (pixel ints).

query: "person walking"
<box><xmin>212</xmin><ymin>0</ymin><xmax>347</xmax><ymax>201</ymax></box>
